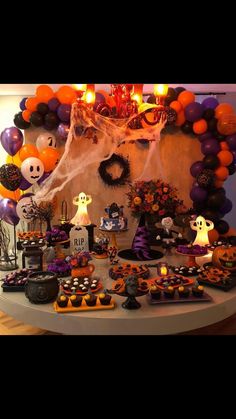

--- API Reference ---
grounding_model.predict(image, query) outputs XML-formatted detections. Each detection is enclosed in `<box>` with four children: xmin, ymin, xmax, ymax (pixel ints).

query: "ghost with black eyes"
<box><xmin>71</xmin><ymin>192</ymin><xmax>92</xmax><ymax>226</ymax></box>
<box><xmin>21</xmin><ymin>157</ymin><xmax>44</xmax><ymax>185</ymax></box>
<box><xmin>36</xmin><ymin>132</ymin><xmax>57</xmax><ymax>151</ymax></box>
<box><xmin>190</xmin><ymin>215</ymin><xmax>214</xmax><ymax>246</ymax></box>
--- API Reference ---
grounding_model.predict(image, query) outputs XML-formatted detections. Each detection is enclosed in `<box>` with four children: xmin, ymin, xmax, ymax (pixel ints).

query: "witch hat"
<box><xmin>131</xmin><ymin>213</ymin><xmax>153</xmax><ymax>260</ymax></box>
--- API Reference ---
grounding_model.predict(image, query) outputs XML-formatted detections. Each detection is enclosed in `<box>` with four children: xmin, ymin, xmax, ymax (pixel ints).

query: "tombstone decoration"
<box><xmin>70</xmin><ymin>226</ymin><xmax>89</xmax><ymax>254</ymax></box>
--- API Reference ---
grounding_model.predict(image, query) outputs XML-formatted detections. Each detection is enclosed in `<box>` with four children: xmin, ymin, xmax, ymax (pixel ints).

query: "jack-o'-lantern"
<box><xmin>212</xmin><ymin>245</ymin><xmax>236</xmax><ymax>271</ymax></box>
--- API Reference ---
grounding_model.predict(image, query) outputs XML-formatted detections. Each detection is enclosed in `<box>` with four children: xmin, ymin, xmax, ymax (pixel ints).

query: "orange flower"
<box><xmin>145</xmin><ymin>193</ymin><xmax>154</xmax><ymax>203</ymax></box>
<box><xmin>163</xmin><ymin>187</ymin><xmax>169</xmax><ymax>193</ymax></box>
<box><xmin>152</xmin><ymin>204</ymin><xmax>159</xmax><ymax>212</ymax></box>
<box><xmin>134</xmin><ymin>196</ymin><xmax>142</xmax><ymax>205</ymax></box>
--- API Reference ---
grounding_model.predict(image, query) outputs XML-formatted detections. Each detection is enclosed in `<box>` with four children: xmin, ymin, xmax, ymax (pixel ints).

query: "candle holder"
<box><xmin>157</xmin><ymin>262</ymin><xmax>169</xmax><ymax>277</ymax></box>
<box><xmin>59</xmin><ymin>200</ymin><xmax>69</xmax><ymax>225</ymax></box>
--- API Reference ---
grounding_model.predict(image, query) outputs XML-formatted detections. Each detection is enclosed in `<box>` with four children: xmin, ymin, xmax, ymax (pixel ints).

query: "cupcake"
<box><xmin>164</xmin><ymin>286</ymin><xmax>175</xmax><ymax>299</ymax></box>
<box><xmin>178</xmin><ymin>286</ymin><xmax>190</xmax><ymax>298</ymax></box>
<box><xmin>57</xmin><ymin>293</ymin><xmax>69</xmax><ymax>308</ymax></box>
<box><xmin>84</xmin><ymin>293</ymin><xmax>97</xmax><ymax>307</ymax></box>
<box><xmin>70</xmin><ymin>291</ymin><xmax>83</xmax><ymax>307</ymax></box>
<box><xmin>150</xmin><ymin>285</ymin><xmax>161</xmax><ymax>300</ymax></box>
<box><xmin>99</xmin><ymin>290</ymin><xmax>112</xmax><ymax>306</ymax></box>
<box><xmin>192</xmin><ymin>281</ymin><xmax>204</xmax><ymax>297</ymax></box>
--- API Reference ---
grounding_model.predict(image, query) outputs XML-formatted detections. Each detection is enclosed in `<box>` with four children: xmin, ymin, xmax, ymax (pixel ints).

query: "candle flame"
<box><xmin>154</xmin><ymin>84</ymin><xmax>168</xmax><ymax>97</ymax></box>
<box><xmin>85</xmin><ymin>91</ymin><xmax>95</xmax><ymax>104</ymax></box>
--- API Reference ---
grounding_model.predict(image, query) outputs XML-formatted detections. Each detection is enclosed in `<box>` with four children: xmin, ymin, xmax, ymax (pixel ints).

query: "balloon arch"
<box><xmin>0</xmin><ymin>84</ymin><xmax>236</xmax><ymax>242</ymax></box>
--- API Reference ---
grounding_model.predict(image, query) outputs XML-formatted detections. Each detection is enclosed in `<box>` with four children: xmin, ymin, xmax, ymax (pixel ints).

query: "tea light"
<box><xmin>157</xmin><ymin>262</ymin><xmax>169</xmax><ymax>276</ymax></box>
<box><xmin>154</xmin><ymin>84</ymin><xmax>168</xmax><ymax>105</ymax></box>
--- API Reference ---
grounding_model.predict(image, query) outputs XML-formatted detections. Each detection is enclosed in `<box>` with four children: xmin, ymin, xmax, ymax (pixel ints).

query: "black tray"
<box><xmin>147</xmin><ymin>291</ymin><xmax>213</xmax><ymax>305</ymax></box>
<box><xmin>197</xmin><ymin>263</ymin><xmax>236</xmax><ymax>292</ymax></box>
<box><xmin>1</xmin><ymin>284</ymin><xmax>25</xmax><ymax>292</ymax></box>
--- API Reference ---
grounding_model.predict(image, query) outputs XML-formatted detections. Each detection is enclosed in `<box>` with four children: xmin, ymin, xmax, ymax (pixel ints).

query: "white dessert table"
<box><xmin>1</xmin><ymin>252</ymin><xmax>236</xmax><ymax>335</ymax></box>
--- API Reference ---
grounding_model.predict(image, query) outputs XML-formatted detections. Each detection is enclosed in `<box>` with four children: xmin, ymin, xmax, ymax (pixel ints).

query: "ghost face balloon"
<box><xmin>16</xmin><ymin>194</ymin><xmax>36</xmax><ymax>223</ymax></box>
<box><xmin>36</xmin><ymin>132</ymin><xmax>57</xmax><ymax>151</ymax></box>
<box><xmin>21</xmin><ymin>157</ymin><xmax>44</xmax><ymax>184</ymax></box>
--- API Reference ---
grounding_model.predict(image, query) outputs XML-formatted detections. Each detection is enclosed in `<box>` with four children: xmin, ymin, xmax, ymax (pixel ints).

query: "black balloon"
<box><xmin>215</xmin><ymin>220</ymin><xmax>230</xmax><ymax>235</ymax></box>
<box><xmin>30</xmin><ymin>111</ymin><xmax>44</xmax><ymax>127</ymax></box>
<box><xmin>175</xmin><ymin>87</ymin><xmax>186</xmax><ymax>97</ymax></box>
<box><xmin>207</xmin><ymin>191</ymin><xmax>226</xmax><ymax>210</ymax></box>
<box><xmin>0</xmin><ymin>164</ymin><xmax>22</xmax><ymax>191</ymax></box>
<box><xmin>164</xmin><ymin>88</ymin><xmax>178</xmax><ymax>106</ymax></box>
<box><xmin>193</xmin><ymin>201</ymin><xmax>206</xmax><ymax>213</ymax></box>
<box><xmin>181</xmin><ymin>120</ymin><xmax>193</xmax><ymax>134</ymax></box>
<box><xmin>203</xmin><ymin>154</ymin><xmax>220</xmax><ymax>170</ymax></box>
<box><xmin>228</xmin><ymin>162</ymin><xmax>236</xmax><ymax>175</ymax></box>
<box><xmin>201</xmin><ymin>209</ymin><xmax>221</xmax><ymax>223</ymax></box>
<box><xmin>37</xmin><ymin>103</ymin><xmax>49</xmax><ymax>116</ymax></box>
<box><xmin>147</xmin><ymin>95</ymin><xmax>156</xmax><ymax>104</ymax></box>
<box><xmin>44</xmin><ymin>112</ymin><xmax>60</xmax><ymax>129</ymax></box>
<box><xmin>207</xmin><ymin>117</ymin><xmax>218</xmax><ymax>132</ymax></box>
<box><xmin>165</xmin><ymin>107</ymin><xmax>177</xmax><ymax>125</ymax></box>
<box><xmin>203</xmin><ymin>108</ymin><xmax>215</xmax><ymax>121</ymax></box>
<box><xmin>196</xmin><ymin>169</ymin><xmax>215</xmax><ymax>189</ymax></box>
<box><xmin>214</xmin><ymin>132</ymin><xmax>226</xmax><ymax>142</ymax></box>
<box><xmin>14</xmin><ymin>112</ymin><xmax>31</xmax><ymax>130</ymax></box>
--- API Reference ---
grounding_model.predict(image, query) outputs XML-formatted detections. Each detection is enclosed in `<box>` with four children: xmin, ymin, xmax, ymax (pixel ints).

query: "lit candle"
<box><xmin>72</xmin><ymin>84</ymin><xmax>87</xmax><ymax>101</ymax></box>
<box><xmin>133</xmin><ymin>84</ymin><xmax>143</xmax><ymax>105</ymax></box>
<box><xmin>154</xmin><ymin>84</ymin><xmax>168</xmax><ymax>105</ymax></box>
<box><xmin>131</xmin><ymin>93</ymin><xmax>142</xmax><ymax>106</ymax></box>
<box><xmin>161</xmin><ymin>266</ymin><xmax>168</xmax><ymax>276</ymax></box>
<box><xmin>85</xmin><ymin>84</ymin><xmax>95</xmax><ymax>106</ymax></box>
<box><xmin>158</xmin><ymin>262</ymin><xmax>169</xmax><ymax>276</ymax></box>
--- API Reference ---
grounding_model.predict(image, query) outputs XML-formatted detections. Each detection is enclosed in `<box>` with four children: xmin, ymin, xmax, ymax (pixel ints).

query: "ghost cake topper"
<box><xmin>71</xmin><ymin>192</ymin><xmax>92</xmax><ymax>226</ymax></box>
<box><xmin>190</xmin><ymin>215</ymin><xmax>214</xmax><ymax>246</ymax></box>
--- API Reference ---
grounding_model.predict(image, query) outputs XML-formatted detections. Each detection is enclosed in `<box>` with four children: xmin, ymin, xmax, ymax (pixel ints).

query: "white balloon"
<box><xmin>16</xmin><ymin>195</ymin><xmax>36</xmax><ymax>223</ymax></box>
<box><xmin>36</xmin><ymin>132</ymin><xmax>57</xmax><ymax>151</ymax></box>
<box><xmin>21</xmin><ymin>157</ymin><xmax>44</xmax><ymax>184</ymax></box>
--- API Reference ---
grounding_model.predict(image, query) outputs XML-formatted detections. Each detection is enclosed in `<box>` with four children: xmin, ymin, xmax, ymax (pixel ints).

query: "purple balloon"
<box><xmin>20</xmin><ymin>97</ymin><xmax>28</xmax><ymax>111</ymax></box>
<box><xmin>190</xmin><ymin>186</ymin><xmax>208</xmax><ymax>203</ymax></box>
<box><xmin>0</xmin><ymin>198</ymin><xmax>20</xmax><ymax>226</ymax></box>
<box><xmin>19</xmin><ymin>177</ymin><xmax>32</xmax><ymax>191</ymax></box>
<box><xmin>201</xmin><ymin>97</ymin><xmax>219</xmax><ymax>110</ymax></box>
<box><xmin>185</xmin><ymin>102</ymin><xmax>204</xmax><ymax>122</ymax></box>
<box><xmin>198</xmin><ymin>132</ymin><xmax>212</xmax><ymax>142</ymax></box>
<box><xmin>57</xmin><ymin>104</ymin><xmax>71</xmax><ymax>123</ymax></box>
<box><xmin>37</xmin><ymin>171</ymin><xmax>52</xmax><ymax>185</ymax></box>
<box><xmin>190</xmin><ymin>161</ymin><xmax>205</xmax><ymax>177</ymax></box>
<box><xmin>56</xmin><ymin>123</ymin><xmax>70</xmax><ymax>141</ymax></box>
<box><xmin>220</xmin><ymin>198</ymin><xmax>233</xmax><ymax>215</ymax></box>
<box><xmin>226</xmin><ymin>134</ymin><xmax>236</xmax><ymax>151</ymax></box>
<box><xmin>201</xmin><ymin>138</ymin><xmax>221</xmax><ymax>155</ymax></box>
<box><xmin>1</xmin><ymin>127</ymin><xmax>23</xmax><ymax>156</ymax></box>
<box><xmin>48</xmin><ymin>97</ymin><xmax>60</xmax><ymax>112</ymax></box>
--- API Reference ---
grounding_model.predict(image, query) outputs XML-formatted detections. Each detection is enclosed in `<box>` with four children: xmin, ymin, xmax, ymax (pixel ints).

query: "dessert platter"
<box><xmin>176</xmin><ymin>244</ymin><xmax>208</xmax><ymax>267</ymax></box>
<box><xmin>60</xmin><ymin>276</ymin><xmax>102</xmax><ymax>295</ymax></box>
<box><xmin>170</xmin><ymin>265</ymin><xmax>203</xmax><ymax>277</ymax></box>
<box><xmin>1</xmin><ymin>268</ymin><xmax>31</xmax><ymax>292</ymax></box>
<box><xmin>109</xmin><ymin>263</ymin><xmax>150</xmax><ymax>280</ymax></box>
<box><xmin>54</xmin><ymin>290</ymin><xmax>116</xmax><ymax>313</ymax></box>
<box><xmin>147</xmin><ymin>282</ymin><xmax>213</xmax><ymax>305</ymax></box>
<box><xmin>197</xmin><ymin>266</ymin><xmax>236</xmax><ymax>291</ymax></box>
<box><xmin>111</xmin><ymin>275</ymin><xmax>150</xmax><ymax>309</ymax></box>
<box><xmin>154</xmin><ymin>274</ymin><xmax>194</xmax><ymax>290</ymax></box>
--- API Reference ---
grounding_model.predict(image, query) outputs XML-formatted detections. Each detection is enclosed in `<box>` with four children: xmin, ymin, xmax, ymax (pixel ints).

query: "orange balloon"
<box><xmin>214</xmin><ymin>179</ymin><xmax>224</xmax><ymax>188</ymax></box>
<box><xmin>217</xmin><ymin>113</ymin><xmax>236</xmax><ymax>135</ymax></box>
<box><xmin>56</xmin><ymin>86</ymin><xmax>77</xmax><ymax>105</ymax></box>
<box><xmin>214</xmin><ymin>166</ymin><xmax>229</xmax><ymax>181</ymax></box>
<box><xmin>175</xmin><ymin>110</ymin><xmax>186</xmax><ymax>126</ymax></box>
<box><xmin>220</xmin><ymin>141</ymin><xmax>229</xmax><ymax>151</ymax></box>
<box><xmin>215</xmin><ymin>103</ymin><xmax>234</xmax><ymax>119</ymax></box>
<box><xmin>22</xmin><ymin>109</ymin><xmax>31</xmax><ymax>122</ymax></box>
<box><xmin>25</xmin><ymin>97</ymin><xmax>39</xmax><ymax>112</ymax></box>
<box><xmin>178</xmin><ymin>91</ymin><xmax>195</xmax><ymax>109</ymax></box>
<box><xmin>193</xmin><ymin>119</ymin><xmax>208</xmax><ymax>135</ymax></box>
<box><xmin>36</xmin><ymin>85</ymin><xmax>54</xmax><ymax>102</ymax></box>
<box><xmin>39</xmin><ymin>148</ymin><xmax>60</xmax><ymax>172</ymax></box>
<box><xmin>19</xmin><ymin>144</ymin><xmax>39</xmax><ymax>161</ymax></box>
<box><xmin>208</xmin><ymin>229</ymin><xmax>219</xmax><ymax>244</ymax></box>
<box><xmin>170</xmin><ymin>100</ymin><xmax>182</xmax><ymax>113</ymax></box>
<box><xmin>217</xmin><ymin>150</ymin><xmax>233</xmax><ymax>166</ymax></box>
<box><xmin>0</xmin><ymin>185</ymin><xmax>21</xmax><ymax>201</ymax></box>
<box><xmin>6</xmin><ymin>151</ymin><xmax>22</xmax><ymax>168</ymax></box>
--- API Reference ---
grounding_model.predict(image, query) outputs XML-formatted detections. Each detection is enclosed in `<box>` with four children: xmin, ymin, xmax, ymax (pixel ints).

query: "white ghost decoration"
<box><xmin>36</xmin><ymin>132</ymin><xmax>57</xmax><ymax>152</ymax></box>
<box><xmin>21</xmin><ymin>157</ymin><xmax>44</xmax><ymax>184</ymax></box>
<box><xmin>16</xmin><ymin>194</ymin><xmax>36</xmax><ymax>223</ymax></box>
<box><xmin>190</xmin><ymin>215</ymin><xmax>214</xmax><ymax>246</ymax></box>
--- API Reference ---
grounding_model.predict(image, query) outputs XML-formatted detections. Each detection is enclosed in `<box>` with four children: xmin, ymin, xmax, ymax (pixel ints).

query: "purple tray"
<box><xmin>147</xmin><ymin>292</ymin><xmax>213</xmax><ymax>305</ymax></box>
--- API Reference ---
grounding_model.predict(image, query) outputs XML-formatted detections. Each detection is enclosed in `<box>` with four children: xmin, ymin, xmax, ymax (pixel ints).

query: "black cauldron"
<box><xmin>25</xmin><ymin>271</ymin><xmax>59</xmax><ymax>304</ymax></box>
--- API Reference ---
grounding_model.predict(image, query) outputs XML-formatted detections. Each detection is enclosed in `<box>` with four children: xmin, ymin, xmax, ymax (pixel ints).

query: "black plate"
<box><xmin>147</xmin><ymin>291</ymin><xmax>213</xmax><ymax>304</ymax></box>
<box><xmin>1</xmin><ymin>284</ymin><xmax>25</xmax><ymax>292</ymax></box>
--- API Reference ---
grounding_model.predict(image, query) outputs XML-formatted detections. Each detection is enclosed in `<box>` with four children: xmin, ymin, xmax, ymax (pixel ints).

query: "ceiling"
<box><xmin>0</xmin><ymin>84</ymin><xmax>236</xmax><ymax>95</ymax></box>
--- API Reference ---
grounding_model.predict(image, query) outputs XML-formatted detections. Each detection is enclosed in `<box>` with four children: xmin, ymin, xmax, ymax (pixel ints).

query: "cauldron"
<box><xmin>25</xmin><ymin>271</ymin><xmax>59</xmax><ymax>304</ymax></box>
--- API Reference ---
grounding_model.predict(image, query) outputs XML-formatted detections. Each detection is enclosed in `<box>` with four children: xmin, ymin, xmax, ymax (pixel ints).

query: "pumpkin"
<box><xmin>212</xmin><ymin>245</ymin><xmax>236</xmax><ymax>271</ymax></box>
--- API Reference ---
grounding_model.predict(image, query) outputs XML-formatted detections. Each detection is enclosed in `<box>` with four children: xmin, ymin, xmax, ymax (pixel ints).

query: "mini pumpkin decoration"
<box><xmin>212</xmin><ymin>245</ymin><xmax>236</xmax><ymax>271</ymax></box>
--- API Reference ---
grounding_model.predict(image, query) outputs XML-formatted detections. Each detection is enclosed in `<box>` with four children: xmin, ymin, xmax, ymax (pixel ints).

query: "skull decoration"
<box><xmin>21</xmin><ymin>157</ymin><xmax>44</xmax><ymax>184</ymax></box>
<box><xmin>36</xmin><ymin>132</ymin><xmax>57</xmax><ymax>151</ymax></box>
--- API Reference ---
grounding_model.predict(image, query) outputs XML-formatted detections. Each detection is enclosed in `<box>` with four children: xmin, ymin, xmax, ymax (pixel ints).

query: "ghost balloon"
<box><xmin>21</xmin><ymin>157</ymin><xmax>44</xmax><ymax>184</ymax></box>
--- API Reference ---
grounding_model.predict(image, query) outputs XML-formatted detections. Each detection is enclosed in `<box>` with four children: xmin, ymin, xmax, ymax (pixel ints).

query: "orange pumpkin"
<box><xmin>212</xmin><ymin>245</ymin><xmax>236</xmax><ymax>271</ymax></box>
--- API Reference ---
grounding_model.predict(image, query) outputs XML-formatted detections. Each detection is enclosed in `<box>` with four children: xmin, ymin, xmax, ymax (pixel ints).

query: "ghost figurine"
<box><xmin>36</xmin><ymin>133</ymin><xmax>57</xmax><ymax>151</ymax></box>
<box><xmin>71</xmin><ymin>192</ymin><xmax>92</xmax><ymax>226</ymax></box>
<box><xmin>190</xmin><ymin>215</ymin><xmax>214</xmax><ymax>246</ymax></box>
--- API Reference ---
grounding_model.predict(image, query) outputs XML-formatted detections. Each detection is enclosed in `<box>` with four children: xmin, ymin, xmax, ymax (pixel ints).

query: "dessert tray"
<box><xmin>197</xmin><ymin>264</ymin><xmax>236</xmax><ymax>292</ymax></box>
<box><xmin>109</xmin><ymin>263</ymin><xmax>150</xmax><ymax>280</ymax></box>
<box><xmin>170</xmin><ymin>265</ymin><xmax>202</xmax><ymax>277</ymax></box>
<box><xmin>154</xmin><ymin>274</ymin><xmax>194</xmax><ymax>290</ymax></box>
<box><xmin>60</xmin><ymin>276</ymin><xmax>102</xmax><ymax>295</ymax></box>
<box><xmin>1</xmin><ymin>269</ymin><xmax>30</xmax><ymax>292</ymax></box>
<box><xmin>147</xmin><ymin>290</ymin><xmax>213</xmax><ymax>305</ymax></box>
<box><xmin>54</xmin><ymin>296</ymin><xmax>116</xmax><ymax>313</ymax></box>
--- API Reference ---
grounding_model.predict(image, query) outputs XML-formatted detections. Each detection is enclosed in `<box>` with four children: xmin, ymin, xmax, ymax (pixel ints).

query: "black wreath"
<box><xmin>98</xmin><ymin>153</ymin><xmax>130</xmax><ymax>187</ymax></box>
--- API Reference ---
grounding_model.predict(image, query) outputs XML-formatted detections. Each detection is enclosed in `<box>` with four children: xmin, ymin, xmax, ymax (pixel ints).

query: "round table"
<box><xmin>1</xmin><ymin>253</ymin><xmax>236</xmax><ymax>335</ymax></box>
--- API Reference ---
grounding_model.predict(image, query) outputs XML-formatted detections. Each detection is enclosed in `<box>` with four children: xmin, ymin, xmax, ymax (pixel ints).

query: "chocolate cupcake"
<box><xmin>150</xmin><ymin>285</ymin><xmax>161</xmax><ymax>300</ymax></box>
<box><xmin>84</xmin><ymin>293</ymin><xmax>97</xmax><ymax>307</ymax></box>
<box><xmin>57</xmin><ymin>293</ymin><xmax>69</xmax><ymax>308</ymax></box>
<box><xmin>164</xmin><ymin>286</ymin><xmax>175</xmax><ymax>299</ymax></box>
<box><xmin>178</xmin><ymin>286</ymin><xmax>190</xmax><ymax>298</ymax></box>
<box><xmin>99</xmin><ymin>290</ymin><xmax>112</xmax><ymax>306</ymax></box>
<box><xmin>70</xmin><ymin>291</ymin><xmax>83</xmax><ymax>307</ymax></box>
<box><xmin>192</xmin><ymin>281</ymin><xmax>204</xmax><ymax>297</ymax></box>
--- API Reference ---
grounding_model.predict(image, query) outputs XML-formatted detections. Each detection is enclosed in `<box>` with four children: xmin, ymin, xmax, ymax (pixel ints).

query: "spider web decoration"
<box><xmin>35</xmin><ymin>103</ymin><xmax>167</xmax><ymax>203</ymax></box>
